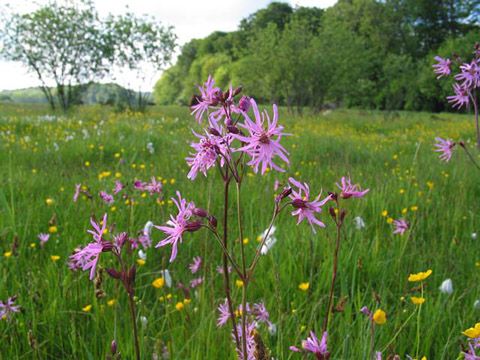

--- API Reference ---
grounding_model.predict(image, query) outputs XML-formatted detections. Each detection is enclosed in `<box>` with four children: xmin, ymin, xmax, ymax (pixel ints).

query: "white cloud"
<box><xmin>0</xmin><ymin>0</ymin><xmax>336</xmax><ymax>91</ymax></box>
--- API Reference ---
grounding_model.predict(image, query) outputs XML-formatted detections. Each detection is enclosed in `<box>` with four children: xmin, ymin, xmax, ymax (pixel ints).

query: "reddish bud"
<box><xmin>227</xmin><ymin>125</ymin><xmax>239</xmax><ymax>134</ymax></box>
<box><xmin>280</xmin><ymin>187</ymin><xmax>292</xmax><ymax>200</ymax></box>
<box><xmin>110</xmin><ymin>340</ymin><xmax>117</xmax><ymax>355</ymax></box>
<box><xmin>193</xmin><ymin>208</ymin><xmax>208</xmax><ymax>218</ymax></box>
<box><xmin>339</xmin><ymin>210</ymin><xmax>346</xmax><ymax>221</ymax></box>
<box><xmin>105</xmin><ymin>268</ymin><xmax>122</xmax><ymax>280</ymax></box>
<box><xmin>328</xmin><ymin>192</ymin><xmax>338</xmax><ymax>201</ymax></box>
<box><xmin>208</xmin><ymin>216</ymin><xmax>217</xmax><ymax>229</ymax></box>
<box><xmin>209</xmin><ymin>128</ymin><xmax>221</xmax><ymax>137</ymax></box>
<box><xmin>291</xmin><ymin>199</ymin><xmax>307</xmax><ymax>209</ymax></box>
<box><xmin>328</xmin><ymin>206</ymin><xmax>336</xmax><ymax>219</ymax></box>
<box><xmin>233</xmin><ymin>85</ymin><xmax>243</xmax><ymax>96</ymax></box>
<box><xmin>185</xmin><ymin>221</ymin><xmax>203</xmax><ymax>232</ymax></box>
<box><xmin>101</xmin><ymin>242</ymin><xmax>114</xmax><ymax>252</ymax></box>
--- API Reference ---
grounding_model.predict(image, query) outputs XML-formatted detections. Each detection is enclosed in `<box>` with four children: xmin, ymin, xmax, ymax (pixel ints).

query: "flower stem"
<box><xmin>415</xmin><ymin>283</ymin><xmax>424</xmax><ymax>358</ymax></box>
<box><xmin>460</xmin><ymin>142</ymin><xmax>480</xmax><ymax>171</ymax></box>
<box><xmin>323</xmin><ymin>202</ymin><xmax>342</xmax><ymax>333</ymax></box>
<box><xmin>474</xmin><ymin>91</ymin><xmax>480</xmax><ymax>149</ymax></box>
<box><xmin>127</xmin><ymin>289</ymin><xmax>141</xmax><ymax>360</ymax></box>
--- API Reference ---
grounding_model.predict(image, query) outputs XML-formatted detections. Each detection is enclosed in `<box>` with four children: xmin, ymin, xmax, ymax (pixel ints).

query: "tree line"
<box><xmin>154</xmin><ymin>0</ymin><xmax>480</xmax><ymax>113</ymax></box>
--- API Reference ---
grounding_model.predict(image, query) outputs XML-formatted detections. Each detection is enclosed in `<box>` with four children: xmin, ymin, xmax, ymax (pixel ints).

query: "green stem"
<box><xmin>415</xmin><ymin>283</ymin><xmax>424</xmax><ymax>358</ymax></box>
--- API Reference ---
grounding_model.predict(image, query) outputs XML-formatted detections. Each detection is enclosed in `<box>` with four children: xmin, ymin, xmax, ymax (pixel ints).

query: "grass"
<box><xmin>0</xmin><ymin>103</ymin><xmax>479</xmax><ymax>359</ymax></box>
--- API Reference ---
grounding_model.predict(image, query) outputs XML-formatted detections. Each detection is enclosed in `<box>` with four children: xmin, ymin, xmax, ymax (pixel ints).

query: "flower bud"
<box><xmin>227</xmin><ymin>125</ymin><xmax>239</xmax><ymax>134</ymax></box>
<box><xmin>225</xmin><ymin>118</ymin><xmax>233</xmax><ymax>126</ymax></box>
<box><xmin>328</xmin><ymin>192</ymin><xmax>338</xmax><ymax>201</ymax></box>
<box><xmin>185</xmin><ymin>221</ymin><xmax>203</xmax><ymax>232</ymax></box>
<box><xmin>208</xmin><ymin>216</ymin><xmax>218</xmax><ymax>229</ymax></box>
<box><xmin>105</xmin><ymin>268</ymin><xmax>122</xmax><ymax>280</ymax></box>
<box><xmin>128</xmin><ymin>265</ymin><xmax>136</xmax><ymax>286</ymax></box>
<box><xmin>280</xmin><ymin>187</ymin><xmax>292</xmax><ymax>200</ymax></box>
<box><xmin>238</xmin><ymin>96</ymin><xmax>251</xmax><ymax>112</ymax></box>
<box><xmin>193</xmin><ymin>208</ymin><xmax>208</xmax><ymax>218</ymax></box>
<box><xmin>233</xmin><ymin>85</ymin><xmax>243</xmax><ymax>96</ymax></box>
<box><xmin>102</xmin><ymin>242</ymin><xmax>114</xmax><ymax>252</ymax></box>
<box><xmin>110</xmin><ymin>340</ymin><xmax>117</xmax><ymax>355</ymax></box>
<box><xmin>209</xmin><ymin>128</ymin><xmax>221</xmax><ymax>137</ymax></box>
<box><xmin>340</xmin><ymin>210</ymin><xmax>346</xmax><ymax>222</ymax></box>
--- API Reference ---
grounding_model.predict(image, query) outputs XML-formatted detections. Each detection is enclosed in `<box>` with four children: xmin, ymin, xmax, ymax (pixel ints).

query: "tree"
<box><xmin>0</xmin><ymin>0</ymin><xmax>114</xmax><ymax>110</ymax></box>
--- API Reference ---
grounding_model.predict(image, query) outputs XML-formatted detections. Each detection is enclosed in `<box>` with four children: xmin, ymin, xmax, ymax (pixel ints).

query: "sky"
<box><xmin>0</xmin><ymin>0</ymin><xmax>337</xmax><ymax>92</ymax></box>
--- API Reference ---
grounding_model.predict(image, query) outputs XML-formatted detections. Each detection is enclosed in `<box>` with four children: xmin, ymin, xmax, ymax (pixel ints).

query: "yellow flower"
<box><xmin>32</xmin><ymin>168</ymin><xmax>37</xmax><ymax>174</ymax></box>
<box><xmin>170</xmin><ymin>179</ymin><xmax>175</xmax><ymax>185</ymax></box>
<box><xmin>140</xmin><ymin>164</ymin><xmax>146</xmax><ymax>169</ymax></box>
<box><xmin>256</xmin><ymin>235</ymin><xmax>262</xmax><ymax>242</ymax></box>
<box><xmin>45</xmin><ymin>198</ymin><xmax>54</xmax><ymax>205</ymax></box>
<box><xmin>373</xmin><ymin>309</ymin><xmax>387</xmax><ymax>325</ymax></box>
<box><xmin>410</xmin><ymin>206</ymin><xmax>418</xmax><ymax>211</ymax></box>
<box><xmin>462</xmin><ymin>323</ymin><xmax>480</xmax><ymax>338</ymax></box>
<box><xmin>236</xmin><ymin>280</ymin><xmax>244</xmax><ymax>287</ymax></box>
<box><xmin>426</xmin><ymin>181</ymin><xmax>434</xmax><ymax>190</ymax></box>
<box><xmin>49</xmin><ymin>226</ymin><xmax>58</xmax><ymax>233</ymax></box>
<box><xmin>152</xmin><ymin>278</ymin><xmax>165</xmax><ymax>288</ymax></box>
<box><xmin>111</xmin><ymin>206</ymin><xmax>117</xmax><ymax>212</ymax></box>
<box><xmin>137</xmin><ymin>259</ymin><xmax>146</xmax><ymax>265</ymax></box>
<box><xmin>401</xmin><ymin>208</ymin><xmax>408</xmax><ymax>214</ymax></box>
<box><xmin>175</xmin><ymin>302</ymin><xmax>185</xmax><ymax>311</ymax></box>
<box><xmin>84</xmin><ymin>161</ymin><xmax>90</xmax><ymax>167</ymax></box>
<box><xmin>115</xmin><ymin>172</ymin><xmax>121</xmax><ymax>178</ymax></box>
<box><xmin>184</xmin><ymin>299</ymin><xmax>192</xmax><ymax>305</ymax></box>
<box><xmin>50</xmin><ymin>255</ymin><xmax>60</xmax><ymax>261</ymax></box>
<box><xmin>30</xmin><ymin>243</ymin><xmax>36</xmax><ymax>249</ymax></box>
<box><xmin>408</xmin><ymin>269</ymin><xmax>432</xmax><ymax>282</ymax></box>
<box><xmin>381</xmin><ymin>210</ymin><xmax>388</xmax><ymax>217</ymax></box>
<box><xmin>82</xmin><ymin>305</ymin><xmax>92</xmax><ymax>312</ymax></box>
<box><xmin>299</xmin><ymin>282</ymin><xmax>309</xmax><ymax>291</ymax></box>
<box><xmin>300</xmin><ymin>325</ymin><xmax>306</xmax><ymax>331</ymax></box>
<box><xmin>166</xmin><ymin>294</ymin><xmax>172</xmax><ymax>299</ymax></box>
<box><xmin>107</xmin><ymin>299</ymin><xmax>116</xmax><ymax>307</ymax></box>
<box><xmin>410</xmin><ymin>297</ymin><xmax>426</xmax><ymax>305</ymax></box>
<box><xmin>399</xmin><ymin>189</ymin><xmax>405</xmax><ymax>194</ymax></box>
<box><xmin>114</xmin><ymin>153</ymin><xmax>120</xmax><ymax>158</ymax></box>
<box><xmin>243</xmin><ymin>238</ymin><xmax>249</xmax><ymax>244</ymax></box>
<box><xmin>386</xmin><ymin>217</ymin><xmax>394</xmax><ymax>224</ymax></box>
<box><xmin>4</xmin><ymin>251</ymin><xmax>12</xmax><ymax>258</ymax></box>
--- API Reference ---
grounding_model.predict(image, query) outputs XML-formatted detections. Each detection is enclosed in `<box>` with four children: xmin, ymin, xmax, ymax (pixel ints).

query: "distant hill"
<box><xmin>0</xmin><ymin>83</ymin><xmax>152</xmax><ymax>105</ymax></box>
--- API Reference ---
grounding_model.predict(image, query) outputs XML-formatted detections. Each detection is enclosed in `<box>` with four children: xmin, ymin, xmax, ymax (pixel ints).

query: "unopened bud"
<box><xmin>291</xmin><ymin>199</ymin><xmax>307</xmax><ymax>209</ymax></box>
<box><xmin>328</xmin><ymin>192</ymin><xmax>338</xmax><ymax>201</ymax></box>
<box><xmin>209</xmin><ymin>128</ymin><xmax>221</xmax><ymax>136</ymax></box>
<box><xmin>328</xmin><ymin>206</ymin><xmax>336</xmax><ymax>219</ymax></box>
<box><xmin>238</xmin><ymin>96</ymin><xmax>251</xmax><ymax>112</ymax></box>
<box><xmin>110</xmin><ymin>340</ymin><xmax>117</xmax><ymax>355</ymax></box>
<box><xmin>339</xmin><ymin>210</ymin><xmax>346</xmax><ymax>221</ymax></box>
<box><xmin>193</xmin><ymin>208</ymin><xmax>208</xmax><ymax>218</ymax></box>
<box><xmin>227</xmin><ymin>125</ymin><xmax>239</xmax><ymax>134</ymax></box>
<box><xmin>233</xmin><ymin>85</ymin><xmax>243</xmax><ymax>96</ymax></box>
<box><xmin>128</xmin><ymin>265</ymin><xmax>136</xmax><ymax>286</ymax></box>
<box><xmin>102</xmin><ymin>242</ymin><xmax>114</xmax><ymax>252</ymax></box>
<box><xmin>280</xmin><ymin>187</ymin><xmax>292</xmax><ymax>200</ymax></box>
<box><xmin>225</xmin><ymin>118</ymin><xmax>233</xmax><ymax>127</ymax></box>
<box><xmin>105</xmin><ymin>268</ymin><xmax>122</xmax><ymax>280</ymax></box>
<box><xmin>209</xmin><ymin>216</ymin><xmax>217</xmax><ymax>229</ymax></box>
<box><xmin>223</xmin><ymin>90</ymin><xmax>230</xmax><ymax>101</ymax></box>
<box><xmin>459</xmin><ymin>141</ymin><xmax>465</xmax><ymax>148</ymax></box>
<box><xmin>185</xmin><ymin>221</ymin><xmax>203</xmax><ymax>232</ymax></box>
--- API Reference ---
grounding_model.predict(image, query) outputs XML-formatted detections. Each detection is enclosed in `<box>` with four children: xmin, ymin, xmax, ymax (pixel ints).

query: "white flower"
<box><xmin>261</xmin><ymin>236</ymin><xmax>277</xmax><ymax>255</ymax></box>
<box><xmin>144</xmin><ymin>221</ymin><xmax>154</xmax><ymax>238</ymax></box>
<box><xmin>138</xmin><ymin>250</ymin><xmax>147</xmax><ymax>260</ymax></box>
<box><xmin>268</xmin><ymin>323</ymin><xmax>277</xmax><ymax>336</ymax></box>
<box><xmin>475</xmin><ymin>300</ymin><xmax>480</xmax><ymax>309</ymax></box>
<box><xmin>141</xmin><ymin>316</ymin><xmax>148</xmax><ymax>327</ymax></box>
<box><xmin>354</xmin><ymin>216</ymin><xmax>365</xmax><ymax>230</ymax></box>
<box><xmin>472</xmin><ymin>232</ymin><xmax>478</xmax><ymax>240</ymax></box>
<box><xmin>439</xmin><ymin>278</ymin><xmax>453</xmax><ymax>294</ymax></box>
<box><xmin>147</xmin><ymin>142</ymin><xmax>155</xmax><ymax>154</ymax></box>
<box><xmin>161</xmin><ymin>269</ymin><xmax>172</xmax><ymax>288</ymax></box>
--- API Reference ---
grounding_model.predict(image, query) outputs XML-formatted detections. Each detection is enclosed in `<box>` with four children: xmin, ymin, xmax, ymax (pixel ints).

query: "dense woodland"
<box><xmin>154</xmin><ymin>0</ymin><xmax>480</xmax><ymax>113</ymax></box>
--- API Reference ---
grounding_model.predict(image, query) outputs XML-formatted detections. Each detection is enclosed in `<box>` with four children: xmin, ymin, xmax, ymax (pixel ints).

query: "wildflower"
<box><xmin>463</xmin><ymin>323</ymin><xmax>480</xmax><ymax>338</ymax></box>
<box><xmin>299</xmin><ymin>282</ymin><xmax>309</xmax><ymax>291</ymax></box>
<box><xmin>462</xmin><ymin>342</ymin><xmax>480</xmax><ymax>359</ymax></box>
<box><xmin>381</xmin><ymin>210</ymin><xmax>388</xmax><ymax>217</ymax></box>
<box><xmin>392</xmin><ymin>218</ymin><xmax>408</xmax><ymax>235</ymax></box>
<box><xmin>434</xmin><ymin>137</ymin><xmax>456</xmax><ymax>162</ymax></box>
<box><xmin>238</xmin><ymin>95</ymin><xmax>251</xmax><ymax>112</ymax></box>
<box><xmin>233</xmin><ymin>320</ymin><xmax>257</xmax><ymax>360</ymax></box>
<box><xmin>50</xmin><ymin>255</ymin><xmax>60</xmax><ymax>261</ymax></box>
<box><xmin>38</xmin><ymin>233</ymin><xmax>49</xmax><ymax>246</ymax></box>
<box><xmin>408</xmin><ymin>269</ymin><xmax>432</xmax><ymax>282</ymax></box>
<box><xmin>288</xmin><ymin>177</ymin><xmax>331</xmax><ymax>233</ymax></box>
<box><xmin>447</xmin><ymin>83</ymin><xmax>470</xmax><ymax>108</ymax></box>
<box><xmin>99</xmin><ymin>191</ymin><xmax>114</xmax><ymax>205</ymax></box>
<box><xmin>184</xmin><ymin>298</ymin><xmax>191</xmax><ymax>305</ymax></box>
<box><xmin>0</xmin><ymin>296</ymin><xmax>21</xmax><ymax>320</ymax></box>
<box><xmin>112</xmin><ymin>180</ymin><xmax>124</xmax><ymax>195</ymax></box>
<box><xmin>141</xmin><ymin>316</ymin><xmax>148</xmax><ymax>327</ymax></box>
<box><xmin>354</xmin><ymin>216</ymin><xmax>366</xmax><ymax>230</ymax></box>
<box><xmin>475</xmin><ymin>300</ymin><xmax>480</xmax><ymax>309</ymax></box>
<box><xmin>217</xmin><ymin>300</ymin><xmax>230</xmax><ymax>327</ymax></box>
<box><xmin>236</xmin><ymin>280</ymin><xmax>244</xmax><ymax>287</ymax></box>
<box><xmin>161</xmin><ymin>269</ymin><xmax>173</xmax><ymax>288</ymax></box>
<box><xmin>82</xmin><ymin>304</ymin><xmax>92</xmax><ymax>312</ymax></box>
<box><xmin>473</xmin><ymin>232</ymin><xmax>478</xmax><ymax>240</ymax></box>
<box><xmin>144</xmin><ymin>176</ymin><xmax>162</xmax><ymax>195</ymax></box>
<box><xmin>455</xmin><ymin>60</ymin><xmax>480</xmax><ymax>88</ymax></box>
<box><xmin>49</xmin><ymin>226</ymin><xmax>58</xmax><ymax>233</ymax></box>
<box><xmin>191</xmin><ymin>75</ymin><xmax>221</xmax><ymax>123</ymax></box>
<box><xmin>217</xmin><ymin>265</ymin><xmax>232</xmax><ymax>274</ymax></box>
<box><xmin>186</xmin><ymin>129</ymin><xmax>226</xmax><ymax>180</ymax></box>
<box><xmin>152</xmin><ymin>278</ymin><xmax>165</xmax><ymax>288</ymax></box>
<box><xmin>410</xmin><ymin>297</ymin><xmax>426</xmax><ymax>305</ymax></box>
<box><xmin>439</xmin><ymin>278</ymin><xmax>453</xmax><ymax>294</ymax></box>
<box><xmin>290</xmin><ymin>331</ymin><xmax>330</xmax><ymax>358</ymax></box>
<box><xmin>252</xmin><ymin>302</ymin><xmax>272</xmax><ymax>325</ymax></box>
<box><xmin>432</xmin><ymin>56</ymin><xmax>452</xmax><ymax>78</ymax></box>
<box><xmin>336</xmin><ymin>176</ymin><xmax>369</xmax><ymax>199</ymax></box>
<box><xmin>132</xmin><ymin>180</ymin><xmax>146</xmax><ymax>191</ymax></box>
<box><xmin>46</xmin><ymin>198</ymin><xmax>54</xmax><ymax>205</ymax></box>
<box><xmin>175</xmin><ymin>302</ymin><xmax>185</xmax><ymax>311</ymax></box>
<box><xmin>234</xmin><ymin>99</ymin><xmax>290</xmax><ymax>174</ymax></box>
<box><xmin>138</xmin><ymin>249</ymin><xmax>147</xmax><ymax>261</ymax></box>
<box><xmin>107</xmin><ymin>299</ymin><xmax>116</xmax><ymax>307</ymax></box>
<box><xmin>155</xmin><ymin>192</ymin><xmax>196</xmax><ymax>262</ymax></box>
<box><xmin>190</xmin><ymin>277</ymin><xmax>204</xmax><ymax>288</ymax></box>
<box><xmin>189</xmin><ymin>256</ymin><xmax>202</xmax><ymax>274</ymax></box>
<box><xmin>136</xmin><ymin>259</ymin><xmax>146</xmax><ymax>265</ymax></box>
<box><xmin>372</xmin><ymin>309</ymin><xmax>387</xmax><ymax>325</ymax></box>
<box><xmin>259</xmin><ymin>225</ymin><xmax>277</xmax><ymax>255</ymax></box>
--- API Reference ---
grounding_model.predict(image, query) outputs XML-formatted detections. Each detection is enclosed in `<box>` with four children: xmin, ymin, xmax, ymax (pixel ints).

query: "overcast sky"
<box><xmin>0</xmin><ymin>0</ymin><xmax>337</xmax><ymax>91</ymax></box>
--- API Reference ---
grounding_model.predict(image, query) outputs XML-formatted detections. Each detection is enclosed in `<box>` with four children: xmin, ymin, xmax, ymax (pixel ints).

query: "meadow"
<box><xmin>0</xmin><ymin>103</ymin><xmax>479</xmax><ymax>359</ymax></box>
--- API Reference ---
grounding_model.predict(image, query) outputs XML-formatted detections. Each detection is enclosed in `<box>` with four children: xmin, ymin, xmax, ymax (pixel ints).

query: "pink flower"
<box><xmin>189</xmin><ymin>276</ymin><xmax>204</xmax><ymax>288</ymax></box>
<box><xmin>112</xmin><ymin>180</ymin><xmax>124</xmax><ymax>195</ymax></box>
<box><xmin>145</xmin><ymin>177</ymin><xmax>162</xmax><ymax>195</ymax></box>
<box><xmin>233</xmin><ymin>320</ymin><xmax>257</xmax><ymax>360</ymax></box>
<box><xmin>290</xmin><ymin>331</ymin><xmax>330</xmax><ymax>358</ymax></box>
<box><xmin>288</xmin><ymin>177</ymin><xmax>331</xmax><ymax>233</ymax></box>
<box><xmin>73</xmin><ymin>183</ymin><xmax>81</xmax><ymax>202</ymax></box>
<box><xmin>191</xmin><ymin>75</ymin><xmax>221</xmax><ymax>123</ymax></box>
<box><xmin>434</xmin><ymin>137</ymin><xmax>456</xmax><ymax>162</ymax></box>
<box><xmin>392</xmin><ymin>218</ymin><xmax>408</xmax><ymax>235</ymax></box>
<box><xmin>217</xmin><ymin>300</ymin><xmax>230</xmax><ymax>327</ymax></box>
<box><xmin>99</xmin><ymin>191</ymin><xmax>114</xmax><ymax>205</ymax></box>
<box><xmin>0</xmin><ymin>296</ymin><xmax>21</xmax><ymax>320</ymax></box>
<box><xmin>154</xmin><ymin>192</ymin><xmax>196</xmax><ymax>262</ymax></box>
<box><xmin>189</xmin><ymin>256</ymin><xmax>202</xmax><ymax>274</ymax></box>
<box><xmin>132</xmin><ymin>180</ymin><xmax>146</xmax><ymax>191</ymax></box>
<box><xmin>432</xmin><ymin>56</ymin><xmax>452</xmax><ymax>78</ymax></box>
<box><xmin>87</xmin><ymin>213</ymin><xmax>108</xmax><ymax>242</ymax></box>
<box><xmin>252</xmin><ymin>302</ymin><xmax>271</xmax><ymax>325</ymax></box>
<box><xmin>234</xmin><ymin>99</ymin><xmax>290</xmax><ymax>174</ymax></box>
<box><xmin>336</xmin><ymin>176</ymin><xmax>369</xmax><ymax>199</ymax></box>
<box><xmin>455</xmin><ymin>60</ymin><xmax>480</xmax><ymax>88</ymax></box>
<box><xmin>447</xmin><ymin>83</ymin><xmax>470</xmax><ymax>108</ymax></box>
<box><xmin>186</xmin><ymin>130</ymin><xmax>223</xmax><ymax>180</ymax></box>
<box><xmin>38</xmin><ymin>233</ymin><xmax>50</xmax><ymax>246</ymax></box>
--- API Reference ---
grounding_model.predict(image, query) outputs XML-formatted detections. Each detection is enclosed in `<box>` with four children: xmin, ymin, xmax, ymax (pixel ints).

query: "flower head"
<box><xmin>463</xmin><ymin>323</ymin><xmax>480</xmax><ymax>338</ymax></box>
<box><xmin>234</xmin><ymin>99</ymin><xmax>290</xmax><ymax>174</ymax></box>
<box><xmin>38</xmin><ymin>233</ymin><xmax>50</xmax><ymax>246</ymax></box>
<box><xmin>217</xmin><ymin>300</ymin><xmax>230</xmax><ymax>327</ymax></box>
<box><xmin>432</xmin><ymin>56</ymin><xmax>452</xmax><ymax>78</ymax></box>
<box><xmin>447</xmin><ymin>83</ymin><xmax>470</xmax><ymax>108</ymax></box>
<box><xmin>434</xmin><ymin>137</ymin><xmax>456</xmax><ymax>162</ymax></box>
<box><xmin>336</xmin><ymin>176</ymin><xmax>369</xmax><ymax>199</ymax></box>
<box><xmin>439</xmin><ymin>278</ymin><xmax>453</xmax><ymax>294</ymax></box>
<box><xmin>73</xmin><ymin>183</ymin><xmax>82</xmax><ymax>202</ymax></box>
<box><xmin>288</xmin><ymin>178</ymin><xmax>331</xmax><ymax>233</ymax></box>
<box><xmin>392</xmin><ymin>218</ymin><xmax>408</xmax><ymax>235</ymax></box>
<box><xmin>186</xmin><ymin>129</ymin><xmax>225</xmax><ymax>180</ymax></box>
<box><xmin>189</xmin><ymin>256</ymin><xmax>202</xmax><ymax>274</ymax></box>
<box><xmin>408</xmin><ymin>269</ymin><xmax>432</xmax><ymax>282</ymax></box>
<box><xmin>0</xmin><ymin>296</ymin><xmax>21</xmax><ymax>320</ymax></box>
<box><xmin>191</xmin><ymin>75</ymin><xmax>221</xmax><ymax>123</ymax></box>
<box><xmin>290</xmin><ymin>331</ymin><xmax>330</xmax><ymax>358</ymax></box>
<box><xmin>455</xmin><ymin>60</ymin><xmax>480</xmax><ymax>88</ymax></box>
